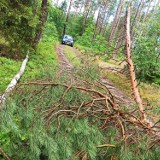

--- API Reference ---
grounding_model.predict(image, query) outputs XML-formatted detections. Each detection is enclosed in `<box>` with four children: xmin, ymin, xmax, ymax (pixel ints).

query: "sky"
<box><xmin>52</xmin><ymin>0</ymin><xmax>80</xmax><ymax>12</ymax></box>
<box><xmin>52</xmin><ymin>0</ymin><xmax>99</xmax><ymax>19</ymax></box>
<box><xmin>52</xmin><ymin>0</ymin><xmax>159</xmax><ymax>23</ymax></box>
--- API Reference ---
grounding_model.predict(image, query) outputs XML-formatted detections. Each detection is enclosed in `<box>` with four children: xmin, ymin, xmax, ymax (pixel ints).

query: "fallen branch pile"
<box><xmin>19</xmin><ymin>75</ymin><xmax>160</xmax><ymax>150</ymax></box>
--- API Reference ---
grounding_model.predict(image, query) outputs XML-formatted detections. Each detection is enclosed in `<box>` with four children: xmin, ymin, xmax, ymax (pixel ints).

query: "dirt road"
<box><xmin>56</xmin><ymin>44</ymin><xmax>134</xmax><ymax>107</ymax></box>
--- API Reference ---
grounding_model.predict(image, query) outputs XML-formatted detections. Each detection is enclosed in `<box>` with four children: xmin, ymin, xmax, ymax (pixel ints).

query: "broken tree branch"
<box><xmin>0</xmin><ymin>146</ymin><xmax>10</xmax><ymax>160</ymax></box>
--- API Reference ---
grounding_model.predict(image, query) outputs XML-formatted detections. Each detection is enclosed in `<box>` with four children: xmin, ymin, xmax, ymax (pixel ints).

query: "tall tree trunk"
<box><xmin>33</xmin><ymin>0</ymin><xmax>48</xmax><ymax>48</ymax></box>
<box><xmin>111</xmin><ymin>18</ymin><xmax>125</xmax><ymax>58</ymax></box>
<box><xmin>82</xmin><ymin>0</ymin><xmax>91</xmax><ymax>35</ymax></box>
<box><xmin>99</xmin><ymin>0</ymin><xmax>108</xmax><ymax>35</ymax></box>
<box><xmin>130</xmin><ymin>0</ymin><xmax>143</xmax><ymax>38</ymax></box>
<box><xmin>142</xmin><ymin>0</ymin><xmax>152</xmax><ymax>22</ymax></box>
<box><xmin>93</xmin><ymin>5</ymin><xmax>98</xmax><ymax>18</ymax></box>
<box><xmin>91</xmin><ymin>4</ymin><xmax>102</xmax><ymax>45</ymax></box>
<box><xmin>108</xmin><ymin>0</ymin><xmax>123</xmax><ymax>42</ymax></box>
<box><xmin>126</xmin><ymin>7</ymin><xmax>146</xmax><ymax>121</ymax></box>
<box><xmin>130</xmin><ymin>0</ymin><xmax>137</xmax><ymax>17</ymax></box>
<box><xmin>102</xmin><ymin>10</ymin><xmax>112</xmax><ymax>37</ymax></box>
<box><xmin>56</xmin><ymin>0</ymin><xmax>59</xmax><ymax>6</ymax></box>
<box><xmin>131</xmin><ymin>0</ymin><xmax>146</xmax><ymax>40</ymax></box>
<box><xmin>63</xmin><ymin>0</ymin><xmax>73</xmax><ymax>35</ymax></box>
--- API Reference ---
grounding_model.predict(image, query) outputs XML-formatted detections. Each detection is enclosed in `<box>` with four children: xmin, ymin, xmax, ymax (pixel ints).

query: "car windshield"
<box><xmin>64</xmin><ymin>35</ymin><xmax>72</xmax><ymax>39</ymax></box>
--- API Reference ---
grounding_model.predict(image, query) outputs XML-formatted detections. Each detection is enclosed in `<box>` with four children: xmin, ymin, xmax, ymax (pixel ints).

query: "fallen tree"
<box><xmin>13</xmin><ymin>74</ymin><xmax>159</xmax><ymax>159</ymax></box>
<box><xmin>0</xmin><ymin>54</ymin><xmax>29</xmax><ymax>106</ymax></box>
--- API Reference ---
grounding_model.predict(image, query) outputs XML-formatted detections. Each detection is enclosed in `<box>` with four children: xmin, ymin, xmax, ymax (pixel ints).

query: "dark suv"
<box><xmin>61</xmin><ymin>35</ymin><xmax>74</xmax><ymax>47</ymax></box>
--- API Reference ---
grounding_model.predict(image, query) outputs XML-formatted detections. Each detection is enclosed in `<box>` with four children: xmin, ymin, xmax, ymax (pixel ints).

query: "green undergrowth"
<box><xmin>102</xmin><ymin>70</ymin><xmax>132</xmax><ymax>97</ymax></box>
<box><xmin>0</xmin><ymin>57</ymin><xmax>21</xmax><ymax>93</ymax></box>
<box><xmin>139</xmin><ymin>83</ymin><xmax>160</xmax><ymax>120</ymax></box>
<box><xmin>74</xmin><ymin>44</ymin><xmax>104</xmax><ymax>57</ymax></box>
<box><xmin>0</xmin><ymin>100</ymin><xmax>104</xmax><ymax>159</ymax></box>
<box><xmin>21</xmin><ymin>41</ymin><xmax>58</xmax><ymax>81</ymax></box>
<box><xmin>0</xmin><ymin>72</ymin><xmax>160</xmax><ymax>160</ymax></box>
<box><xmin>0</xmin><ymin>41</ymin><xmax>58</xmax><ymax>94</ymax></box>
<box><xmin>140</xmin><ymin>83</ymin><xmax>160</xmax><ymax>105</ymax></box>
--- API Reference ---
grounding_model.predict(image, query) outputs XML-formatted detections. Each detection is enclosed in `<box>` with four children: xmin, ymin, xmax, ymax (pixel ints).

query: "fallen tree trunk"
<box><xmin>0</xmin><ymin>54</ymin><xmax>29</xmax><ymax>106</ymax></box>
<box><xmin>126</xmin><ymin>7</ymin><xmax>146</xmax><ymax>121</ymax></box>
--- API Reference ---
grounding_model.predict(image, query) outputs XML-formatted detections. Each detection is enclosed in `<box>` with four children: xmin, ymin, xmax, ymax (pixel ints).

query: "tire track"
<box><xmin>55</xmin><ymin>44</ymin><xmax>134</xmax><ymax>107</ymax></box>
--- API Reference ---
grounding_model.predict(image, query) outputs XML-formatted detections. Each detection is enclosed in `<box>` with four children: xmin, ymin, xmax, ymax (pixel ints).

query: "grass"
<box><xmin>102</xmin><ymin>70</ymin><xmax>132</xmax><ymax>97</ymax></box>
<box><xmin>139</xmin><ymin>83</ymin><xmax>160</xmax><ymax>106</ymax></box>
<box><xmin>63</xmin><ymin>45</ymin><xmax>82</xmax><ymax>67</ymax></box>
<box><xmin>0</xmin><ymin>57</ymin><xmax>21</xmax><ymax>93</ymax></box>
<box><xmin>74</xmin><ymin>44</ymin><xmax>93</xmax><ymax>54</ymax></box>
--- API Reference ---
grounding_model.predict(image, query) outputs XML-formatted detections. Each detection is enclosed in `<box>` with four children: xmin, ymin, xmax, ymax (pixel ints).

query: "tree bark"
<box><xmin>91</xmin><ymin>4</ymin><xmax>102</xmax><ymax>45</ymax></box>
<box><xmin>102</xmin><ymin>10</ymin><xmax>112</xmax><ymax>37</ymax></box>
<box><xmin>111</xmin><ymin>18</ymin><xmax>125</xmax><ymax>58</ymax></box>
<box><xmin>131</xmin><ymin>0</ymin><xmax>146</xmax><ymax>39</ymax></box>
<box><xmin>108</xmin><ymin>0</ymin><xmax>123</xmax><ymax>42</ymax></box>
<box><xmin>63</xmin><ymin>0</ymin><xmax>73</xmax><ymax>35</ymax></box>
<box><xmin>33</xmin><ymin>0</ymin><xmax>48</xmax><ymax>48</ymax></box>
<box><xmin>82</xmin><ymin>0</ymin><xmax>91</xmax><ymax>35</ymax></box>
<box><xmin>126</xmin><ymin>7</ymin><xmax>146</xmax><ymax>121</ymax></box>
<box><xmin>99</xmin><ymin>0</ymin><xmax>108</xmax><ymax>35</ymax></box>
<box><xmin>142</xmin><ymin>0</ymin><xmax>152</xmax><ymax>22</ymax></box>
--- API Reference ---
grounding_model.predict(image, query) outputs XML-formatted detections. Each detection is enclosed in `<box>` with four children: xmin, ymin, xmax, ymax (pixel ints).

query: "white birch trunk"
<box><xmin>0</xmin><ymin>55</ymin><xmax>29</xmax><ymax>106</ymax></box>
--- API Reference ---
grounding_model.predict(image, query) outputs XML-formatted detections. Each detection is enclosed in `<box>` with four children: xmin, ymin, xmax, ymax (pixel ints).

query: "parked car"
<box><xmin>61</xmin><ymin>35</ymin><xmax>74</xmax><ymax>47</ymax></box>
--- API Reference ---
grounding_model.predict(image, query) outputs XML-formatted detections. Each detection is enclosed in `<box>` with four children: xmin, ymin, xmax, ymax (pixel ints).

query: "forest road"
<box><xmin>55</xmin><ymin>44</ymin><xmax>134</xmax><ymax>107</ymax></box>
